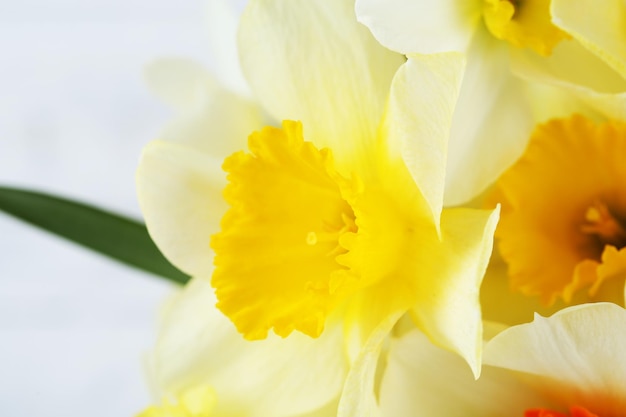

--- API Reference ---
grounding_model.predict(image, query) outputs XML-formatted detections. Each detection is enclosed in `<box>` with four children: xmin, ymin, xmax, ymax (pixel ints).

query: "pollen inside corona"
<box><xmin>494</xmin><ymin>115</ymin><xmax>626</xmax><ymax>305</ymax></box>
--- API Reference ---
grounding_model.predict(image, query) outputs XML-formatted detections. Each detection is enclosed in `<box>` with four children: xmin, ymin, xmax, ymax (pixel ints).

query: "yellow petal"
<box><xmin>552</xmin><ymin>0</ymin><xmax>626</xmax><ymax>78</ymax></box>
<box><xmin>484</xmin><ymin>303</ymin><xmax>626</xmax><ymax>415</ymax></box>
<box><xmin>383</xmin><ymin>52</ymin><xmax>465</xmax><ymax>230</ymax></box>
<box><xmin>136</xmin><ymin>141</ymin><xmax>227</xmax><ymax>277</ymax></box>
<box><xmin>410</xmin><ymin>206</ymin><xmax>500</xmax><ymax>377</ymax></box>
<box><xmin>356</xmin><ymin>0</ymin><xmax>483</xmax><ymax>54</ymax></box>
<box><xmin>238</xmin><ymin>0</ymin><xmax>404</xmax><ymax>174</ymax></box>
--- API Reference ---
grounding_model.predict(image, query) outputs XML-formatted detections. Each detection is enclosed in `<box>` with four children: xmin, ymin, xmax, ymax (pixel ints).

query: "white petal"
<box><xmin>136</xmin><ymin>141</ymin><xmax>227</xmax><ymax>277</ymax></box>
<box><xmin>153</xmin><ymin>278</ymin><xmax>348</xmax><ymax>417</ymax></box>
<box><xmin>238</xmin><ymin>0</ymin><xmax>404</xmax><ymax>173</ymax></box>
<box><xmin>206</xmin><ymin>0</ymin><xmax>251</xmax><ymax>97</ymax></box>
<box><xmin>445</xmin><ymin>31</ymin><xmax>534</xmax><ymax>205</ymax></box>
<box><xmin>552</xmin><ymin>0</ymin><xmax>626</xmax><ymax>79</ymax></box>
<box><xmin>144</xmin><ymin>58</ymin><xmax>217</xmax><ymax>111</ymax></box>
<box><xmin>356</xmin><ymin>0</ymin><xmax>483</xmax><ymax>54</ymax></box>
<box><xmin>384</xmin><ymin>52</ymin><xmax>464</xmax><ymax>229</ymax></box>
<box><xmin>484</xmin><ymin>303</ymin><xmax>626</xmax><ymax>414</ymax></box>
<box><xmin>378</xmin><ymin>329</ymin><xmax>549</xmax><ymax>417</ymax></box>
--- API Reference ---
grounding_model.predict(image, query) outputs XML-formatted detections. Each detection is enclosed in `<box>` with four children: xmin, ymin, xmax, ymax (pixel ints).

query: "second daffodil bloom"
<box><xmin>137</xmin><ymin>0</ymin><xmax>499</xmax><ymax>411</ymax></box>
<box><xmin>492</xmin><ymin>114</ymin><xmax>626</xmax><ymax>309</ymax></box>
<box><xmin>374</xmin><ymin>302</ymin><xmax>626</xmax><ymax>416</ymax></box>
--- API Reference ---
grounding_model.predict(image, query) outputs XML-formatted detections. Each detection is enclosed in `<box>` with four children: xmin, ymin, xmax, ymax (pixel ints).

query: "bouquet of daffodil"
<box><xmin>2</xmin><ymin>0</ymin><xmax>626</xmax><ymax>416</ymax></box>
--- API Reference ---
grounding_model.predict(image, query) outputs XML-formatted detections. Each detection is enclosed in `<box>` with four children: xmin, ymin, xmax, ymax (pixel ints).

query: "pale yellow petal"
<box><xmin>153</xmin><ymin>278</ymin><xmax>348</xmax><ymax>417</ymax></box>
<box><xmin>512</xmin><ymin>38</ymin><xmax>626</xmax><ymax>94</ymax></box>
<box><xmin>512</xmin><ymin>39</ymin><xmax>626</xmax><ymax>120</ymax></box>
<box><xmin>410</xmin><ymin>206</ymin><xmax>500</xmax><ymax>377</ymax></box>
<box><xmin>238</xmin><ymin>0</ymin><xmax>404</xmax><ymax>173</ymax></box>
<box><xmin>152</xmin><ymin>278</ymin><xmax>243</xmax><ymax>397</ymax></box>
<box><xmin>379</xmin><ymin>329</ymin><xmax>550</xmax><ymax>416</ymax></box>
<box><xmin>572</xmin><ymin>89</ymin><xmax>626</xmax><ymax>121</ymax></box>
<box><xmin>445</xmin><ymin>30</ymin><xmax>534</xmax><ymax>205</ymax></box>
<box><xmin>552</xmin><ymin>0</ymin><xmax>626</xmax><ymax>78</ymax></box>
<box><xmin>484</xmin><ymin>303</ymin><xmax>626</xmax><ymax>414</ymax></box>
<box><xmin>144</xmin><ymin>58</ymin><xmax>217</xmax><ymax>111</ymax></box>
<box><xmin>523</xmin><ymin>81</ymin><xmax>598</xmax><ymax>124</ymax></box>
<box><xmin>356</xmin><ymin>0</ymin><xmax>483</xmax><ymax>54</ymax></box>
<box><xmin>337</xmin><ymin>312</ymin><xmax>403</xmax><ymax>417</ymax></box>
<box><xmin>136</xmin><ymin>141</ymin><xmax>227</xmax><ymax>277</ymax></box>
<box><xmin>296</xmin><ymin>400</ymin><xmax>340</xmax><ymax>417</ymax></box>
<box><xmin>383</xmin><ymin>52</ymin><xmax>464</xmax><ymax>229</ymax></box>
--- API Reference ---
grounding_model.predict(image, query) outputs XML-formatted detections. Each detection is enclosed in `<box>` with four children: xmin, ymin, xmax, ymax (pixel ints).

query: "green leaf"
<box><xmin>0</xmin><ymin>186</ymin><xmax>190</xmax><ymax>285</ymax></box>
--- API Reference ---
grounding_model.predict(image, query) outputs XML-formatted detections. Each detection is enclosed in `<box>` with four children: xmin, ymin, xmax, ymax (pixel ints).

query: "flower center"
<box><xmin>211</xmin><ymin>120</ymin><xmax>360</xmax><ymax>340</ymax></box>
<box><xmin>581</xmin><ymin>201</ymin><xmax>626</xmax><ymax>249</ymax></box>
<box><xmin>493</xmin><ymin>115</ymin><xmax>626</xmax><ymax>305</ymax></box>
<box><xmin>482</xmin><ymin>0</ymin><xmax>570</xmax><ymax>55</ymax></box>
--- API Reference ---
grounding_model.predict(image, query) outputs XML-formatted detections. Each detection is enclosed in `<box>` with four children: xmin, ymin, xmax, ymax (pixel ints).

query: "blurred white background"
<box><xmin>0</xmin><ymin>1</ymin><xmax>217</xmax><ymax>415</ymax></box>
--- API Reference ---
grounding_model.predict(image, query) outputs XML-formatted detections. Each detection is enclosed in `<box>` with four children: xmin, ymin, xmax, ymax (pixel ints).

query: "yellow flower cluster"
<box><xmin>136</xmin><ymin>0</ymin><xmax>626</xmax><ymax>416</ymax></box>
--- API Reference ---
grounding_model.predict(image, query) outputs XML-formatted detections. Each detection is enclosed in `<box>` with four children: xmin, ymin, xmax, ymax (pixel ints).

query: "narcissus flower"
<box><xmin>138</xmin><ymin>3</ymin><xmax>499</xmax><ymax>410</ymax></box>
<box><xmin>493</xmin><ymin>115</ymin><xmax>626</xmax><ymax>307</ymax></box>
<box><xmin>374</xmin><ymin>302</ymin><xmax>626</xmax><ymax>416</ymax></box>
